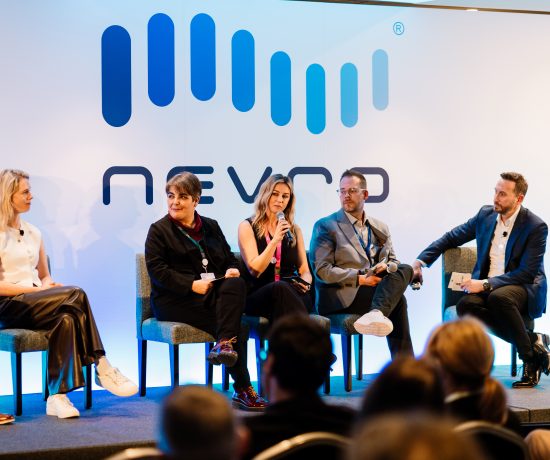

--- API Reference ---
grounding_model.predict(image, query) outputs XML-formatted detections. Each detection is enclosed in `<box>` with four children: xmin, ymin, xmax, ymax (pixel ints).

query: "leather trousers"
<box><xmin>0</xmin><ymin>286</ymin><xmax>104</xmax><ymax>394</ymax></box>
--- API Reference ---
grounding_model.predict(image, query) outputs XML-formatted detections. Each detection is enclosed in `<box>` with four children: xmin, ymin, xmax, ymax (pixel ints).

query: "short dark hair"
<box><xmin>500</xmin><ymin>172</ymin><xmax>528</xmax><ymax>196</ymax></box>
<box><xmin>160</xmin><ymin>385</ymin><xmax>236</xmax><ymax>460</ymax></box>
<box><xmin>340</xmin><ymin>169</ymin><xmax>367</xmax><ymax>189</ymax></box>
<box><xmin>268</xmin><ymin>314</ymin><xmax>333</xmax><ymax>394</ymax></box>
<box><xmin>166</xmin><ymin>172</ymin><xmax>202</xmax><ymax>201</ymax></box>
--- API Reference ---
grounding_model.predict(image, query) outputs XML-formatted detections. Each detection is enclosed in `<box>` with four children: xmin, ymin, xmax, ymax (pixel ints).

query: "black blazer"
<box><xmin>417</xmin><ymin>206</ymin><xmax>547</xmax><ymax>318</ymax></box>
<box><xmin>145</xmin><ymin>214</ymin><xmax>239</xmax><ymax>315</ymax></box>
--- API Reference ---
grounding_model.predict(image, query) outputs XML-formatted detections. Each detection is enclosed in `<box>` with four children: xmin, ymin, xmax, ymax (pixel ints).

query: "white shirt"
<box><xmin>0</xmin><ymin>220</ymin><xmax>42</xmax><ymax>287</ymax></box>
<box><xmin>488</xmin><ymin>206</ymin><xmax>521</xmax><ymax>278</ymax></box>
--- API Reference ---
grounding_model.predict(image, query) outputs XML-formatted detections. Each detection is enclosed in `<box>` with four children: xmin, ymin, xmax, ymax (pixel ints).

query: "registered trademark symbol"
<box><xmin>393</xmin><ymin>22</ymin><xmax>404</xmax><ymax>35</ymax></box>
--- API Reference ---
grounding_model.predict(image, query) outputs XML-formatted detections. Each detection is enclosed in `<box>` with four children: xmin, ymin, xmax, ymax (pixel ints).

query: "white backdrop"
<box><xmin>1</xmin><ymin>0</ymin><xmax>550</xmax><ymax>395</ymax></box>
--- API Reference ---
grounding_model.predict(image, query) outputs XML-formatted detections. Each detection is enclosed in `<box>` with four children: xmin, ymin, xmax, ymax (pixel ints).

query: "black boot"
<box><xmin>512</xmin><ymin>359</ymin><xmax>541</xmax><ymax>388</ymax></box>
<box><xmin>532</xmin><ymin>332</ymin><xmax>550</xmax><ymax>376</ymax></box>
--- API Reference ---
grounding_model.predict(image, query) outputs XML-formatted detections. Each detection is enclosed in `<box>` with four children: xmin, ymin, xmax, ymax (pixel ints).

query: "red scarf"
<box><xmin>170</xmin><ymin>212</ymin><xmax>203</xmax><ymax>241</ymax></box>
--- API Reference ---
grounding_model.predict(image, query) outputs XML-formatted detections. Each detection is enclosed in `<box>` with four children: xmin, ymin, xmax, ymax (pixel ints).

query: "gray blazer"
<box><xmin>309</xmin><ymin>209</ymin><xmax>399</xmax><ymax>314</ymax></box>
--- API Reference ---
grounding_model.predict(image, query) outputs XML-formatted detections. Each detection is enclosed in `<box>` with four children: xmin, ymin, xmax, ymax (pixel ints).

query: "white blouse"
<box><xmin>0</xmin><ymin>220</ymin><xmax>42</xmax><ymax>287</ymax></box>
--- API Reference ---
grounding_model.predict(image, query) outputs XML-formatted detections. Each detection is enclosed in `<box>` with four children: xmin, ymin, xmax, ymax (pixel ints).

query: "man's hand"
<box><xmin>358</xmin><ymin>274</ymin><xmax>382</xmax><ymax>287</ymax></box>
<box><xmin>373</xmin><ymin>263</ymin><xmax>388</xmax><ymax>275</ymax></box>
<box><xmin>460</xmin><ymin>279</ymin><xmax>484</xmax><ymax>294</ymax></box>
<box><xmin>411</xmin><ymin>260</ymin><xmax>424</xmax><ymax>285</ymax></box>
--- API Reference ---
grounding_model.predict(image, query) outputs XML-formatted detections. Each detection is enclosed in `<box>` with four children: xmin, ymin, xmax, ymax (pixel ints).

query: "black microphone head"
<box><xmin>276</xmin><ymin>211</ymin><xmax>286</xmax><ymax>221</ymax></box>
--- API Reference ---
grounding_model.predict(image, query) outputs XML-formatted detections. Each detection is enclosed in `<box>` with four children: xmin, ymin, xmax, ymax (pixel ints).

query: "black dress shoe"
<box><xmin>512</xmin><ymin>360</ymin><xmax>541</xmax><ymax>388</ymax></box>
<box><xmin>532</xmin><ymin>332</ymin><xmax>550</xmax><ymax>376</ymax></box>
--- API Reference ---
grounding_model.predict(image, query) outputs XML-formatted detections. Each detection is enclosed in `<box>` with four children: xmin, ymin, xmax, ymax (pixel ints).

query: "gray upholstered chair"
<box><xmin>137</xmin><ymin>254</ymin><xmax>218</xmax><ymax>394</ymax></box>
<box><xmin>0</xmin><ymin>278</ymin><xmax>92</xmax><ymax>415</ymax></box>
<box><xmin>442</xmin><ymin>247</ymin><xmax>534</xmax><ymax>376</ymax></box>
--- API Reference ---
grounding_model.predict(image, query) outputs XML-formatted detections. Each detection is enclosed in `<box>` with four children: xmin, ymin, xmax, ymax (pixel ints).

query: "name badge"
<box><xmin>200</xmin><ymin>273</ymin><xmax>216</xmax><ymax>281</ymax></box>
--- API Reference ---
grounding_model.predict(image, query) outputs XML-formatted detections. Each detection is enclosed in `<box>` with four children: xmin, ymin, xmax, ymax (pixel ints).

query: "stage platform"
<box><xmin>1</xmin><ymin>365</ymin><xmax>550</xmax><ymax>459</ymax></box>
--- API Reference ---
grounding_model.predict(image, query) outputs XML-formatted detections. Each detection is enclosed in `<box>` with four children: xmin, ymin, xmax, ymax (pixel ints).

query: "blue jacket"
<box><xmin>417</xmin><ymin>205</ymin><xmax>547</xmax><ymax>319</ymax></box>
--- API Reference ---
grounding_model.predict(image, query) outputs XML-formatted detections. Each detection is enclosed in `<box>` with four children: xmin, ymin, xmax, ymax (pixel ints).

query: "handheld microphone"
<box><xmin>276</xmin><ymin>211</ymin><xmax>293</xmax><ymax>243</ymax></box>
<box><xmin>365</xmin><ymin>261</ymin><xmax>398</xmax><ymax>277</ymax></box>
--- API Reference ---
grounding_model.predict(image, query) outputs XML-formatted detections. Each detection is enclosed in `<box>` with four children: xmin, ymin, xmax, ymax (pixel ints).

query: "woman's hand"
<box><xmin>225</xmin><ymin>268</ymin><xmax>240</xmax><ymax>278</ymax></box>
<box><xmin>272</xmin><ymin>218</ymin><xmax>291</xmax><ymax>244</ymax></box>
<box><xmin>191</xmin><ymin>279</ymin><xmax>213</xmax><ymax>295</ymax></box>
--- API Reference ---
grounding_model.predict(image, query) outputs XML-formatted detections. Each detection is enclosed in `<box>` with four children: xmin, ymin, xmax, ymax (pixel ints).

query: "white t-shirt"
<box><xmin>0</xmin><ymin>220</ymin><xmax>42</xmax><ymax>287</ymax></box>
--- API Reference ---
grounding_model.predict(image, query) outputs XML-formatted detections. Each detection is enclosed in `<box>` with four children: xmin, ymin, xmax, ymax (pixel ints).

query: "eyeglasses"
<box><xmin>337</xmin><ymin>188</ymin><xmax>366</xmax><ymax>196</ymax></box>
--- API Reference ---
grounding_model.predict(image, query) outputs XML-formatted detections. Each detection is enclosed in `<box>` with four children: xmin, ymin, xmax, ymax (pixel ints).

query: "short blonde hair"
<box><xmin>0</xmin><ymin>169</ymin><xmax>29</xmax><ymax>231</ymax></box>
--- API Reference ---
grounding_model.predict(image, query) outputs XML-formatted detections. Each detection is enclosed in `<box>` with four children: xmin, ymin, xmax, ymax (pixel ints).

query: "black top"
<box><xmin>243</xmin><ymin>394</ymin><xmax>356</xmax><ymax>459</ymax></box>
<box><xmin>145</xmin><ymin>214</ymin><xmax>238</xmax><ymax>316</ymax></box>
<box><xmin>242</xmin><ymin>218</ymin><xmax>301</xmax><ymax>292</ymax></box>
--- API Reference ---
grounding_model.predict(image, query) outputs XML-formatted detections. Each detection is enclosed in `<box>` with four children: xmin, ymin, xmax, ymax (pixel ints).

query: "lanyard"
<box><xmin>351</xmin><ymin>221</ymin><xmax>373</xmax><ymax>265</ymax></box>
<box><xmin>176</xmin><ymin>226</ymin><xmax>209</xmax><ymax>272</ymax></box>
<box><xmin>265</xmin><ymin>232</ymin><xmax>282</xmax><ymax>281</ymax></box>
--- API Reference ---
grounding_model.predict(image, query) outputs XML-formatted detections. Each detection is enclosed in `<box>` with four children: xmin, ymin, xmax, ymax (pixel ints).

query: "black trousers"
<box><xmin>0</xmin><ymin>286</ymin><xmax>104</xmax><ymax>395</ymax></box>
<box><xmin>456</xmin><ymin>285</ymin><xmax>535</xmax><ymax>362</ymax></box>
<box><xmin>245</xmin><ymin>280</ymin><xmax>310</xmax><ymax>323</ymax></box>
<box><xmin>153</xmin><ymin>277</ymin><xmax>251</xmax><ymax>389</ymax></box>
<box><xmin>333</xmin><ymin>264</ymin><xmax>414</xmax><ymax>358</ymax></box>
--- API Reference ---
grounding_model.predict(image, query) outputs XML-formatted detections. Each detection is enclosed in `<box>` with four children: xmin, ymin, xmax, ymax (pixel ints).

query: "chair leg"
<box><xmin>511</xmin><ymin>343</ymin><xmax>518</xmax><ymax>377</ymax></box>
<box><xmin>205</xmin><ymin>343</ymin><xmax>213</xmax><ymax>387</ymax></box>
<box><xmin>323</xmin><ymin>370</ymin><xmax>331</xmax><ymax>394</ymax></box>
<box><xmin>222</xmin><ymin>366</ymin><xmax>230</xmax><ymax>391</ymax></box>
<box><xmin>11</xmin><ymin>352</ymin><xmax>22</xmax><ymax>416</ymax></box>
<box><xmin>169</xmin><ymin>344</ymin><xmax>179</xmax><ymax>389</ymax></box>
<box><xmin>138</xmin><ymin>339</ymin><xmax>147</xmax><ymax>396</ymax></box>
<box><xmin>341</xmin><ymin>335</ymin><xmax>352</xmax><ymax>392</ymax></box>
<box><xmin>255</xmin><ymin>337</ymin><xmax>265</xmax><ymax>396</ymax></box>
<box><xmin>42</xmin><ymin>351</ymin><xmax>49</xmax><ymax>401</ymax></box>
<box><xmin>84</xmin><ymin>364</ymin><xmax>92</xmax><ymax>409</ymax></box>
<box><xmin>354</xmin><ymin>334</ymin><xmax>363</xmax><ymax>380</ymax></box>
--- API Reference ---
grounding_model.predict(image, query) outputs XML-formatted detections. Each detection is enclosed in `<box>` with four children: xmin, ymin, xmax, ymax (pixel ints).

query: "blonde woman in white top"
<box><xmin>0</xmin><ymin>170</ymin><xmax>137</xmax><ymax>419</ymax></box>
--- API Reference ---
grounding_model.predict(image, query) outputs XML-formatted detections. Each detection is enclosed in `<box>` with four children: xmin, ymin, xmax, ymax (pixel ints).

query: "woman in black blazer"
<box><xmin>145</xmin><ymin>172</ymin><xmax>266</xmax><ymax>411</ymax></box>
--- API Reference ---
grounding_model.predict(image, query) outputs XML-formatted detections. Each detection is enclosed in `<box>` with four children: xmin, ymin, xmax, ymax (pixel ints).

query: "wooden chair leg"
<box><xmin>84</xmin><ymin>364</ymin><xmax>92</xmax><ymax>409</ymax></box>
<box><xmin>341</xmin><ymin>335</ymin><xmax>352</xmax><ymax>392</ymax></box>
<box><xmin>42</xmin><ymin>351</ymin><xmax>49</xmax><ymax>401</ymax></box>
<box><xmin>511</xmin><ymin>343</ymin><xmax>518</xmax><ymax>377</ymax></box>
<box><xmin>138</xmin><ymin>339</ymin><xmax>147</xmax><ymax>396</ymax></box>
<box><xmin>354</xmin><ymin>334</ymin><xmax>363</xmax><ymax>380</ymax></box>
<box><xmin>169</xmin><ymin>344</ymin><xmax>179</xmax><ymax>389</ymax></box>
<box><xmin>11</xmin><ymin>352</ymin><xmax>22</xmax><ymax>416</ymax></box>
<box><xmin>205</xmin><ymin>343</ymin><xmax>213</xmax><ymax>387</ymax></box>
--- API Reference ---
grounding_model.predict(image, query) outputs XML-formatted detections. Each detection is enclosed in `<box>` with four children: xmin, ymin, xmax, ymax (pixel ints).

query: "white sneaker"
<box><xmin>95</xmin><ymin>367</ymin><xmax>138</xmax><ymax>397</ymax></box>
<box><xmin>46</xmin><ymin>394</ymin><xmax>80</xmax><ymax>419</ymax></box>
<box><xmin>354</xmin><ymin>310</ymin><xmax>394</xmax><ymax>337</ymax></box>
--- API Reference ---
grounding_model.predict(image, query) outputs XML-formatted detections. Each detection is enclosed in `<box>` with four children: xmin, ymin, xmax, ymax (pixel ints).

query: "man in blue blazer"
<box><xmin>413</xmin><ymin>172</ymin><xmax>549</xmax><ymax>388</ymax></box>
<box><xmin>310</xmin><ymin>169</ymin><xmax>414</xmax><ymax>358</ymax></box>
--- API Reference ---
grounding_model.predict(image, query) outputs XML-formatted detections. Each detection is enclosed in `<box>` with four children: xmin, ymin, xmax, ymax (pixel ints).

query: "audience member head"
<box><xmin>165</xmin><ymin>172</ymin><xmax>202</xmax><ymax>202</ymax></box>
<box><xmin>263</xmin><ymin>314</ymin><xmax>333</xmax><ymax>401</ymax></box>
<box><xmin>348</xmin><ymin>414</ymin><xmax>485</xmax><ymax>460</ymax></box>
<box><xmin>159</xmin><ymin>385</ymin><xmax>243</xmax><ymax>460</ymax></box>
<box><xmin>526</xmin><ymin>429</ymin><xmax>550</xmax><ymax>460</ymax></box>
<box><xmin>0</xmin><ymin>169</ymin><xmax>29</xmax><ymax>230</ymax></box>
<box><xmin>359</xmin><ymin>356</ymin><xmax>445</xmax><ymax>420</ymax></box>
<box><xmin>424</xmin><ymin>317</ymin><xmax>508</xmax><ymax>425</ymax></box>
<box><xmin>251</xmin><ymin>174</ymin><xmax>296</xmax><ymax>239</ymax></box>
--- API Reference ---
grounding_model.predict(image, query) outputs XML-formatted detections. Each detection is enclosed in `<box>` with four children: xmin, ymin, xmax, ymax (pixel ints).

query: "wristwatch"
<box><xmin>482</xmin><ymin>280</ymin><xmax>492</xmax><ymax>292</ymax></box>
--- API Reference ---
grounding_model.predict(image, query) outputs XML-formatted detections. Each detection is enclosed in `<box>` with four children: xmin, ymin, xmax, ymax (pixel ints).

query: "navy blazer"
<box><xmin>417</xmin><ymin>205</ymin><xmax>547</xmax><ymax>318</ymax></box>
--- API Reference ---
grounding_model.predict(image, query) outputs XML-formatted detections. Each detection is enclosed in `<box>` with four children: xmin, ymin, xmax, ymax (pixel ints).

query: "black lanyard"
<box><xmin>351</xmin><ymin>221</ymin><xmax>372</xmax><ymax>265</ymax></box>
<box><xmin>176</xmin><ymin>226</ymin><xmax>209</xmax><ymax>271</ymax></box>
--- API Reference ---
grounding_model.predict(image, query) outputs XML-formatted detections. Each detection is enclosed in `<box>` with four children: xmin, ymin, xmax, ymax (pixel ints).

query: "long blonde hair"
<box><xmin>0</xmin><ymin>169</ymin><xmax>29</xmax><ymax>231</ymax></box>
<box><xmin>251</xmin><ymin>174</ymin><xmax>296</xmax><ymax>245</ymax></box>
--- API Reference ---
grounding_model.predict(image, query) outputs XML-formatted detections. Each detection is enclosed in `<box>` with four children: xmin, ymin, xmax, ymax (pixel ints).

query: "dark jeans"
<box><xmin>0</xmin><ymin>286</ymin><xmax>104</xmax><ymax>395</ymax></box>
<box><xmin>245</xmin><ymin>280</ymin><xmax>309</xmax><ymax>323</ymax></box>
<box><xmin>457</xmin><ymin>285</ymin><xmax>534</xmax><ymax>362</ymax></box>
<box><xmin>153</xmin><ymin>277</ymin><xmax>251</xmax><ymax>389</ymax></box>
<box><xmin>333</xmin><ymin>264</ymin><xmax>414</xmax><ymax>358</ymax></box>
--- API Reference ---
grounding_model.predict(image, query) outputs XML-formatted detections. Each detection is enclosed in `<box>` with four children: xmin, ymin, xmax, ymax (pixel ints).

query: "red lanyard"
<box><xmin>265</xmin><ymin>232</ymin><xmax>282</xmax><ymax>281</ymax></box>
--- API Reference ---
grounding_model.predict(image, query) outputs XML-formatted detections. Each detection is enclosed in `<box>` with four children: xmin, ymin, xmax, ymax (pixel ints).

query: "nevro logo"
<box><xmin>101</xmin><ymin>13</ymin><xmax>389</xmax><ymax>134</ymax></box>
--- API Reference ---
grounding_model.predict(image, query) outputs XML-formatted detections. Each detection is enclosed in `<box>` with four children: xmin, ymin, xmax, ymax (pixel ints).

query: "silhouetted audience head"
<box><xmin>360</xmin><ymin>356</ymin><xmax>445</xmax><ymax>419</ymax></box>
<box><xmin>526</xmin><ymin>429</ymin><xmax>550</xmax><ymax>460</ymax></box>
<box><xmin>348</xmin><ymin>414</ymin><xmax>485</xmax><ymax>460</ymax></box>
<box><xmin>424</xmin><ymin>317</ymin><xmax>508</xmax><ymax>425</ymax></box>
<box><xmin>264</xmin><ymin>314</ymin><xmax>333</xmax><ymax>396</ymax></box>
<box><xmin>158</xmin><ymin>385</ymin><xmax>242</xmax><ymax>460</ymax></box>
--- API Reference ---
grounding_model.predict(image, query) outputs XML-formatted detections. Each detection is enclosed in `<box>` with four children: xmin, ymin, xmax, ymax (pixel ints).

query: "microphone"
<box><xmin>365</xmin><ymin>261</ymin><xmax>398</xmax><ymax>277</ymax></box>
<box><xmin>19</xmin><ymin>229</ymin><xmax>24</xmax><ymax>236</ymax></box>
<box><xmin>276</xmin><ymin>211</ymin><xmax>293</xmax><ymax>243</ymax></box>
<box><xmin>503</xmin><ymin>231</ymin><xmax>508</xmax><ymax>237</ymax></box>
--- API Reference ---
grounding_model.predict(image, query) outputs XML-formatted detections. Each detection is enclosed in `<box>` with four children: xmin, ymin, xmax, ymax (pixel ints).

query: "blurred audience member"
<box><xmin>526</xmin><ymin>429</ymin><xmax>550</xmax><ymax>460</ymax></box>
<box><xmin>243</xmin><ymin>314</ymin><xmax>356</xmax><ymax>458</ymax></box>
<box><xmin>359</xmin><ymin>356</ymin><xmax>444</xmax><ymax>420</ymax></box>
